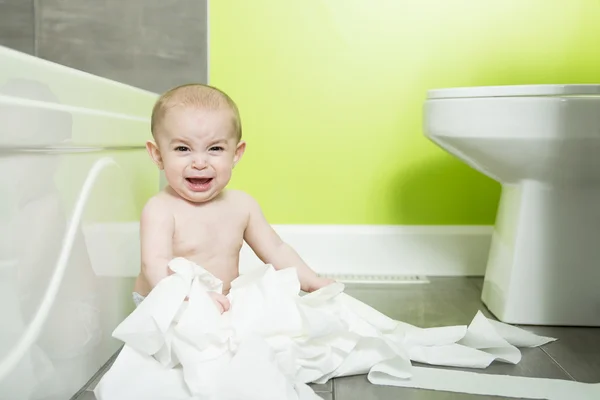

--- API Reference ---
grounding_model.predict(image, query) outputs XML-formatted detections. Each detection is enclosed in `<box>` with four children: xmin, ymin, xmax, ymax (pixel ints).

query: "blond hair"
<box><xmin>150</xmin><ymin>83</ymin><xmax>242</xmax><ymax>141</ymax></box>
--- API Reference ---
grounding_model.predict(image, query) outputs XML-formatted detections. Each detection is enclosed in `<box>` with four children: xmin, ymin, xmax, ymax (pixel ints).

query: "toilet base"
<box><xmin>481</xmin><ymin>181</ymin><xmax>600</xmax><ymax>326</ymax></box>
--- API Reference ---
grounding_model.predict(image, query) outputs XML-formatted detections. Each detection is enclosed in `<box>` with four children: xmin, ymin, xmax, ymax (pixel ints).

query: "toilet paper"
<box><xmin>370</xmin><ymin>366</ymin><xmax>600</xmax><ymax>399</ymax></box>
<box><xmin>94</xmin><ymin>258</ymin><xmax>596</xmax><ymax>400</ymax></box>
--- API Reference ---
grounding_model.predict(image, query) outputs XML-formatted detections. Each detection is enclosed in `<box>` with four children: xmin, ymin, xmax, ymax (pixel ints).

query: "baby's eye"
<box><xmin>209</xmin><ymin>146</ymin><xmax>224</xmax><ymax>151</ymax></box>
<box><xmin>174</xmin><ymin>146</ymin><xmax>189</xmax><ymax>152</ymax></box>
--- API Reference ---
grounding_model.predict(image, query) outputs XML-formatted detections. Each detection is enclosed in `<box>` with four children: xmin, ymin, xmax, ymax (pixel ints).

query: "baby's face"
<box><xmin>149</xmin><ymin>106</ymin><xmax>245</xmax><ymax>203</ymax></box>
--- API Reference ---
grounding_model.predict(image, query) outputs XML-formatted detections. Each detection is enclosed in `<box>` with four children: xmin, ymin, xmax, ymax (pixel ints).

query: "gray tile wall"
<box><xmin>0</xmin><ymin>0</ymin><xmax>208</xmax><ymax>94</ymax></box>
<box><xmin>0</xmin><ymin>0</ymin><xmax>35</xmax><ymax>55</ymax></box>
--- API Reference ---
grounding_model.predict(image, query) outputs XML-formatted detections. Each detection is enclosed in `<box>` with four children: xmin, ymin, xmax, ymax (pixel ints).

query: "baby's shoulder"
<box><xmin>140</xmin><ymin>191</ymin><xmax>175</xmax><ymax>220</ymax></box>
<box><xmin>222</xmin><ymin>189</ymin><xmax>260</xmax><ymax>210</ymax></box>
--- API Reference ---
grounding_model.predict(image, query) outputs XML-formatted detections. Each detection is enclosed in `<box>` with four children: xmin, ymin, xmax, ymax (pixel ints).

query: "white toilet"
<box><xmin>423</xmin><ymin>84</ymin><xmax>600</xmax><ymax>327</ymax></box>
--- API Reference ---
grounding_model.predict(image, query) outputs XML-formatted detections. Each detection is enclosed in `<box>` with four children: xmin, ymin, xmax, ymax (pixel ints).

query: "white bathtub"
<box><xmin>0</xmin><ymin>45</ymin><xmax>159</xmax><ymax>399</ymax></box>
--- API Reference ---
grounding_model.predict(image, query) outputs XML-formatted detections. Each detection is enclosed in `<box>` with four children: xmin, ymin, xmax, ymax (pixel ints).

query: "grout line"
<box><xmin>540</xmin><ymin>347</ymin><xmax>577</xmax><ymax>382</ymax></box>
<box><xmin>205</xmin><ymin>0</ymin><xmax>210</xmax><ymax>84</ymax></box>
<box><xmin>32</xmin><ymin>0</ymin><xmax>38</xmax><ymax>56</ymax></box>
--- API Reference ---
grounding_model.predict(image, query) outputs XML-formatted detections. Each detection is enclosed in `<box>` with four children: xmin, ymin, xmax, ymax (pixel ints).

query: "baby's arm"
<box><xmin>242</xmin><ymin>193</ymin><xmax>334</xmax><ymax>292</ymax></box>
<box><xmin>140</xmin><ymin>197</ymin><xmax>175</xmax><ymax>289</ymax></box>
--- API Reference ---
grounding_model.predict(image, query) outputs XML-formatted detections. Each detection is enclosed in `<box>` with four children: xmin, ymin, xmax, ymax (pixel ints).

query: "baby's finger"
<box><xmin>217</xmin><ymin>295</ymin><xmax>230</xmax><ymax>312</ymax></box>
<box><xmin>214</xmin><ymin>300</ymin><xmax>225</xmax><ymax>314</ymax></box>
<box><xmin>208</xmin><ymin>292</ymin><xmax>229</xmax><ymax>313</ymax></box>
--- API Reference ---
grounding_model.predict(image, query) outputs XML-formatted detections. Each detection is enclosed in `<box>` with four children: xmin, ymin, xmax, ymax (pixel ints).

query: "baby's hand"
<box><xmin>306</xmin><ymin>276</ymin><xmax>337</xmax><ymax>293</ymax></box>
<box><xmin>208</xmin><ymin>291</ymin><xmax>230</xmax><ymax>314</ymax></box>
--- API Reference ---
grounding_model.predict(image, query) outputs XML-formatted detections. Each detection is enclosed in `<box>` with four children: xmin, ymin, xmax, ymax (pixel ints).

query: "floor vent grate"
<box><xmin>318</xmin><ymin>273</ymin><xmax>430</xmax><ymax>285</ymax></box>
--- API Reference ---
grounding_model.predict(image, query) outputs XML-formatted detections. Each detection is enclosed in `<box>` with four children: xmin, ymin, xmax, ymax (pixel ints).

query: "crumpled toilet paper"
<box><xmin>94</xmin><ymin>257</ymin><xmax>563</xmax><ymax>400</ymax></box>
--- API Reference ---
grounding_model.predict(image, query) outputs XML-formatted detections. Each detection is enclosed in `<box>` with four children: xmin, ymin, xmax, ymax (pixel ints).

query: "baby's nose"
<box><xmin>191</xmin><ymin>156</ymin><xmax>207</xmax><ymax>169</ymax></box>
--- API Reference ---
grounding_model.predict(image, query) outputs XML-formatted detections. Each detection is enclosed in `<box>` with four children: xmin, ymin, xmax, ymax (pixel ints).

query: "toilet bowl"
<box><xmin>423</xmin><ymin>84</ymin><xmax>600</xmax><ymax>327</ymax></box>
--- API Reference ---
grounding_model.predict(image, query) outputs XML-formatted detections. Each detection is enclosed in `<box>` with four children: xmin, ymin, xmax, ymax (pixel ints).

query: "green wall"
<box><xmin>210</xmin><ymin>0</ymin><xmax>600</xmax><ymax>225</ymax></box>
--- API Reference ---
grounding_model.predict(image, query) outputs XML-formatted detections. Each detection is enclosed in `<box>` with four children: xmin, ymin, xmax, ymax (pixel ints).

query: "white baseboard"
<box><xmin>83</xmin><ymin>223</ymin><xmax>493</xmax><ymax>278</ymax></box>
<box><xmin>239</xmin><ymin>225</ymin><xmax>494</xmax><ymax>277</ymax></box>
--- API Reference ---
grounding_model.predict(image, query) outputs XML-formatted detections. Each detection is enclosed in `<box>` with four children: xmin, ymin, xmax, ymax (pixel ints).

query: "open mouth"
<box><xmin>185</xmin><ymin>177</ymin><xmax>213</xmax><ymax>191</ymax></box>
<box><xmin>186</xmin><ymin>178</ymin><xmax>212</xmax><ymax>185</ymax></box>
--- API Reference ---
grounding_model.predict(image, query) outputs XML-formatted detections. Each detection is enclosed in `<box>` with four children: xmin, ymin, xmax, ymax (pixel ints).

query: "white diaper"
<box><xmin>132</xmin><ymin>292</ymin><xmax>145</xmax><ymax>307</ymax></box>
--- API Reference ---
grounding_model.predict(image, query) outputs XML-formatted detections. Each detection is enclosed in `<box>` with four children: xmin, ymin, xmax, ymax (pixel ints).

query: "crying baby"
<box><xmin>132</xmin><ymin>83</ymin><xmax>335</xmax><ymax>311</ymax></box>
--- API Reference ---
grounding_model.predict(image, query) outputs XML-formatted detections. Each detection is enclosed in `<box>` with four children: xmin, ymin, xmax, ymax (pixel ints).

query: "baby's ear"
<box><xmin>233</xmin><ymin>140</ymin><xmax>246</xmax><ymax>167</ymax></box>
<box><xmin>146</xmin><ymin>140</ymin><xmax>164</xmax><ymax>169</ymax></box>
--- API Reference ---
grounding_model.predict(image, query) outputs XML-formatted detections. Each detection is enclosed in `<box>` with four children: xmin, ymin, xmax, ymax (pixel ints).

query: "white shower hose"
<box><xmin>0</xmin><ymin>157</ymin><xmax>119</xmax><ymax>382</ymax></box>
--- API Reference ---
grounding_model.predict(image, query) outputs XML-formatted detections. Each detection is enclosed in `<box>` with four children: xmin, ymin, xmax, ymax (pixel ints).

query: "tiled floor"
<box><xmin>75</xmin><ymin>278</ymin><xmax>600</xmax><ymax>400</ymax></box>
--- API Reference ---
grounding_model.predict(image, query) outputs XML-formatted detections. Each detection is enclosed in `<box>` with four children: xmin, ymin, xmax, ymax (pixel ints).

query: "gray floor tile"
<box><xmin>468</xmin><ymin>277</ymin><xmax>484</xmax><ymax>290</ymax></box>
<box><xmin>317</xmin><ymin>392</ymin><xmax>333</xmax><ymax>400</ymax></box>
<box><xmin>334</xmin><ymin>280</ymin><xmax>575</xmax><ymax>399</ymax></box>
<box><xmin>343</xmin><ymin>278</ymin><xmax>495</xmax><ymax>329</ymax></box>
<box><xmin>86</xmin><ymin>370</ymin><xmax>106</xmax><ymax>392</ymax></box>
<box><xmin>309</xmin><ymin>380</ymin><xmax>332</xmax><ymax>392</ymax></box>
<box><xmin>82</xmin><ymin>348</ymin><xmax>120</xmax><ymax>391</ymax></box>
<box><xmin>75</xmin><ymin>391</ymin><xmax>96</xmax><ymax>400</ymax></box>
<box><xmin>520</xmin><ymin>326</ymin><xmax>600</xmax><ymax>383</ymax></box>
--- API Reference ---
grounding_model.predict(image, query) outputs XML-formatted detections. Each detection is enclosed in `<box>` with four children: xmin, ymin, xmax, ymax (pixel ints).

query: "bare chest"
<box><xmin>171</xmin><ymin>204</ymin><xmax>248</xmax><ymax>259</ymax></box>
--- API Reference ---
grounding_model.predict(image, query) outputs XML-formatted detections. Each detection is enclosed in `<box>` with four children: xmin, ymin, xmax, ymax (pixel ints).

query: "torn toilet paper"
<box><xmin>93</xmin><ymin>258</ymin><xmax>596</xmax><ymax>400</ymax></box>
